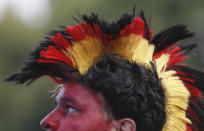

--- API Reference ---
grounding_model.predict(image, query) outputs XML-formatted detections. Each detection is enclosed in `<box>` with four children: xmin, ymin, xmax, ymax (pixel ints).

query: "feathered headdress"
<box><xmin>6</xmin><ymin>9</ymin><xmax>204</xmax><ymax>131</ymax></box>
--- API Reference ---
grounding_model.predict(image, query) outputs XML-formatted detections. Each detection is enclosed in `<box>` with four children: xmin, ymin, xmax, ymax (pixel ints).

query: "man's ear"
<box><xmin>115</xmin><ymin>118</ymin><xmax>136</xmax><ymax>131</ymax></box>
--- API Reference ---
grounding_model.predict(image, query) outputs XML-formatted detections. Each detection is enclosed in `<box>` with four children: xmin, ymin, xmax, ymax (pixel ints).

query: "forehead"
<box><xmin>56</xmin><ymin>81</ymin><xmax>103</xmax><ymax>105</ymax></box>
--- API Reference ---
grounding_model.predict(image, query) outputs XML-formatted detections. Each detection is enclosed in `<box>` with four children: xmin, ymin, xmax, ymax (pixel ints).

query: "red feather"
<box><xmin>66</xmin><ymin>26</ymin><xmax>85</xmax><ymax>41</ymax></box>
<box><xmin>133</xmin><ymin>17</ymin><xmax>145</xmax><ymax>35</ymax></box>
<box><xmin>185</xmin><ymin>83</ymin><xmax>202</xmax><ymax>98</ymax></box>
<box><xmin>118</xmin><ymin>17</ymin><xmax>146</xmax><ymax>39</ymax></box>
<box><xmin>39</xmin><ymin>45</ymin><xmax>73</xmax><ymax>66</ymax></box>
<box><xmin>51</xmin><ymin>33</ymin><xmax>72</xmax><ymax>49</ymax></box>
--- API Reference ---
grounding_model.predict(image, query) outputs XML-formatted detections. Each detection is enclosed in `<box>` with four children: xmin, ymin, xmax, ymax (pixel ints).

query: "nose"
<box><xmin>40</xmin><ymin>108</ymin><xmax>60</xmax><ymax>131</ymax></box>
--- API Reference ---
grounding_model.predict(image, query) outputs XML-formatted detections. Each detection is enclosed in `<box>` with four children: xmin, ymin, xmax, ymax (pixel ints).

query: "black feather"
<box><xmin>5</xmin><ymin>26</ymin><xmax>75</xmax><ymax>85</ymax></box>
<box><xmin>139</xmin><ymin>10</ymin><xmax>151</xmax><ymax>40</ymax></box>
<box><xmin>179</xmin><ymin>43</ymin><xmax>197</xmax><ymax>56</ymax></box>
<box><xmin>151</xmin><ymin>24</ymin><xmax>194</xmax><ymax>53</ymax></box>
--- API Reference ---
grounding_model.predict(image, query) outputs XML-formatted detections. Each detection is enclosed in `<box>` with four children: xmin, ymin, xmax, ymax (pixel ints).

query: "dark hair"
<box><xmin>79</xmin><ymin>54</ymin><xmax>166</xmax><ymax>131</ymax></box>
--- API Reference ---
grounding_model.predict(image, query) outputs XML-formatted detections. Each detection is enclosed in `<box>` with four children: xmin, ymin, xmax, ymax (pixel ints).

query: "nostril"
<box><xmin>45</xmin><ymin>124</ymin><xmax>51</xmax><ymax>129</ymax></box>
<box><xmin>41</xmin><ymin>122</ymin><xmax>51</xmax><ymax>130</ymax></box>
<box><xmin>40</xmin><ymin>119</ymin><xmax>59</xmax><ymax>131</ymax></box>
<box><xmin>40</xmin><ymin>109</ymin><xmax>59</xmax><ymax>130</ymax></box>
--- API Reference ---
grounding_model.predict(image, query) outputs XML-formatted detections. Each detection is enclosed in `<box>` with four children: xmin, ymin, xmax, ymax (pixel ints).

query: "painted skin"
<box><xmin>40</xmin><ymin>81</ymin><xmax>114</xmax><ymax>131</ymax></box>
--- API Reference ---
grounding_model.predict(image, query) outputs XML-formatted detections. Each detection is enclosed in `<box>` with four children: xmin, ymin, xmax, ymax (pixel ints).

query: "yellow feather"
<box><xmin>65</xmin><ymin>36</ymin><xmax>104</xmax><ymax>74</ymax></box>
<box><xmin>155</xmin><ymin>54</ymin><xmax>190</xmax><ymax>131</ymax></box>
<box><xmin>113</xmin><ymin>34</ymin><xmax>154</xmax><ymax>68</ymax></box>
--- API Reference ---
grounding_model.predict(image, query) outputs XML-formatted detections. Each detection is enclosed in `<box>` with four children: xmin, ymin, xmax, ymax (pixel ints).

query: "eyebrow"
<box><xmin>61</xmin><ymin>97</ymin><xmax>74</xmax><ymax>103</ymax></box>
<box><xmin>55</xmin><ymin>97</ymin><xmax>75</xmax><ymax>106</ymax></box>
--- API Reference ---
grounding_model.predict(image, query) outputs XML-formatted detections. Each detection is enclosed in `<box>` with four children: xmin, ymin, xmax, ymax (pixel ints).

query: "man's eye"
<box><xmin>58</xmin><ymin>102</ymin><xmax>77</xmax><ymax>115</ymax></box>
<box><xmin>67</xmin><ymin>105</ymin><xmax>75</xmax><ymax>113</ymax></box>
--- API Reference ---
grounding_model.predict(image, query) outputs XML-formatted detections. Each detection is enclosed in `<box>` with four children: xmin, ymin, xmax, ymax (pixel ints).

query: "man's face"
<box><xmin>40</xmin><ymin>81</ymin><xmax>114</xmax><ymax>131</ymax></box>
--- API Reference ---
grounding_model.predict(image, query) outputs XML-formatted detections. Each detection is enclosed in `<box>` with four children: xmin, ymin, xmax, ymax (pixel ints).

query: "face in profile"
<box><xmin>40</xmin><ymin>81</ymin><xmax>115</xmax><ymax>131</ymax></box>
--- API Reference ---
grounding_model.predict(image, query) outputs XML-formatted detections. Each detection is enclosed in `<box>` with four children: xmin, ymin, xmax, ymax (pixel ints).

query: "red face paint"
<box><xmin>40</xmin><ymin>81</ymin><xmax>114</xmax><ymax>131</ymax></box>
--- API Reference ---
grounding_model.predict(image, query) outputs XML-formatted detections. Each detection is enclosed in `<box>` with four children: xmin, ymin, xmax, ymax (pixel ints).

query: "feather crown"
<box><xmin>6</xmin><ymin>9</ymin><xmax>204</xmax><ymax>131</ymax></box>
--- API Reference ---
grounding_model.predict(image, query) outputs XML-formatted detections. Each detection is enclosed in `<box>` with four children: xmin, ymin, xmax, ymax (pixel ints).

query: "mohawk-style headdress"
<box><xmin>6</xmin><ymin>9</ymin><xmax>204</xmax><ymax>131</ymax></box>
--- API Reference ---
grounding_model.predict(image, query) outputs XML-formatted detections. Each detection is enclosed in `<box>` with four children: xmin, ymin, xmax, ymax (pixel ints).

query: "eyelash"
<box><xmin>66</xmin><ymin>105</ymin><xmax>75</xmax><ymax>113</ymax></box>
<box><xmin>55</xmin><ymin>100</ymin><xmax>77</xmax><ymax>115</ymax></box>
<box><xmin>60</xmin><ymin>103</ymin><xmax>76</xmax><ymax>114</ymax></box>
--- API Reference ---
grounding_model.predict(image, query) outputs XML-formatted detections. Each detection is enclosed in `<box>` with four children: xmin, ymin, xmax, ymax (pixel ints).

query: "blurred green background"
<box><xmin>1</xmin><ymin>0</ymin><xmax>204</xmax><ymax>130</ymax></box>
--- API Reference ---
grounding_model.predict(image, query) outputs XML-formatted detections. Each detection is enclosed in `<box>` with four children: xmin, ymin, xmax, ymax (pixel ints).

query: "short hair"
<box><xmin>78</xmin><ymin>54</ymin><xmax>166</xmax><ymax>131</ymax></box>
